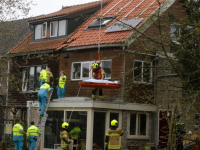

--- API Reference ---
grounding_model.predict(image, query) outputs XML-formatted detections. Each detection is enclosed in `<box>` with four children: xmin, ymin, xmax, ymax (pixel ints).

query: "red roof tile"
<box><xmin>29</xmin><ymin>0</ymin><xmax>111</xmax><ymax>21</ymax></box>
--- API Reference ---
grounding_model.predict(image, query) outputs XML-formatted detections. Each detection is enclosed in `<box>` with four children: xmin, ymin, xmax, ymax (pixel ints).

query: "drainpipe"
<box><xmin>6</xmin><ymin>60</ymin><xmax>10</xmax><ymax>106</ymax></box>
<box><xmin>27</xmin><ymin>101</ymin><xmax>33</xmax><ymax>128</ymax></box>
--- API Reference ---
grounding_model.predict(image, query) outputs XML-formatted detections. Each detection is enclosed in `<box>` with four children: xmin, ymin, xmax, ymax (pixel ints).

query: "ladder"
<box><xmin>33</xmin><ymin>90</ymin><xmax>53</xmax><ymax>150</ymax></box>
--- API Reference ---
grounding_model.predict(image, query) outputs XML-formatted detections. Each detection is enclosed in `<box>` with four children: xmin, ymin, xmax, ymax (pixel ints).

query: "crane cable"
<box><xmin>67</xmin><ymin>0</ymin><xmax>103</xmax><ymax>123</ymax></box>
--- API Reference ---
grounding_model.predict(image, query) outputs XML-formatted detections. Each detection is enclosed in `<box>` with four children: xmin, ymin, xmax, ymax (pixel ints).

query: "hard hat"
<box><xmin>111</xmin><ymin>119</ymin><xmax>118</xmax><ymax>126</ymax></box>
<box><xmin>62</xmin><ymin>122</ymin><xmax>69</xmax><ymax>129</ymax></box>
<box><xmin>92</xmin><ymin>63</ymin><xmax>98</xmax><ymax>69</ymax></box>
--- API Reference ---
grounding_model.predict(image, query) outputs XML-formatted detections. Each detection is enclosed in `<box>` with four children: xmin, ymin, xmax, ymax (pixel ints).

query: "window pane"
<box><xmin>29</xmin><ymin>67</ymin><xmax>35</xmax><ymax>91</ymax></box>
<box><xmin>0</xmin><ymin>77</ymin><xmax>2</xmax><ymax>86</ymax></box>
<box><xmin>35</xmin><ymin>24</ymin><xmax>42</xmax><ymax>39</ymax></box>
<box><xmin>82</xmin><ymin>63</ymin><xmax>90</xmax><ymax>78</ymax></box>
<box><xmin>102</xmin><ymin>60</ymin><xmax>112</xmax><ymax>79</ymax></box>
<box><xmin>58</xmin><ymin>20</ymin><xmax>66</xmax><ymax>36</ymax></box>
<box><xmin>22</xmin><ymin>68</ymin><xmax>28</xmax><ymax>91</ymax></box>
<box><xmin>143</xmin><ymin>62</ymin><xmax>151</xmax><ymax>83</ymax></box>
<box><xmin>110</xmin><ymin>113</ymin><xmax>119</xmax><ymax>128</ymax></box>
<box><xmin>138</xmin><ymin>114</ymin><xmax>146</xmax><ymax>135</ymax></box>
<box><xmin>42</xmin><ymin>23</ymin><xmax>47</xmax><ymax>38</ymax></box>
<box><xmin>50</xmin><ymin>22</ymin><xmax>58</xmax><ymax>37</ymax></box>
<box><xmin>130</xmin><ymin>114</ymin><xmax>136</xmax><ymax>135</ymax></box>
<box><xmin>65</xmin><ymin>111</ymin><xmax>87</xmax><ymax>146</ymax></box>
<box><xmin>44</xmin><ymin>111</ymin><xmax>64</xmax><ymax>148</ymax></box>
<box><xmin>36</xmin><ymin>66</ymin><xmax>41</xmax><ymax>90</ymax></box>
<box><xmin>72</xmin><ymin>63</ymin><xmax>81</xmax><ymax>79</ymax></box>
<box><xmin>134</xmin><ymin>61</ymin><xmax>142</xmax><ymax>81</ymax></box>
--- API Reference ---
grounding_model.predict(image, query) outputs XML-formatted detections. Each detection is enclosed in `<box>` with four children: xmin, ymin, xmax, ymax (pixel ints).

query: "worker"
<box><xmin>57</xmin><ymin>70</ymin><xmax>67</xmax><ymax>98</ymax></box>
<box><xmin>12</xmin><ymin>118</ymin><xmax>26</xmax><ymax>150</ymax></box>
<box><xmin>38</xmin><ymin>81</ymin><xmax>53</xmax><ymax>116</ymax></box>
<box><xmin>47</xmin><ymin>68</ymin><xmax>54</xmax><ymax>87</ymax></box>
<box><xmin>60</xmin><ymin>122</ymin><xmax>71</xmax><ymax>150</ymax></box>
<box><xmin>70</xmin><ymin>122</ymin><xmax>81</xmax><ymax>149</ymax></box>
<box><xmin>27</xmin><ymin>121</ymin><xmax>41</xmax><ymax>150</ymax></box>
<box><xmin>105</xmin><ymin>119</ymin><xmax>123</xmax><ymax>150</ymax></box>
<box><xmin>92</xmin><ymin>63</ymin><xmax>105</xmax><ymax>101</ymax></box>
<box><xmin>39</xmin><ymin>66</ymin><xmax>48</xmax><ymax>86</ymax></box>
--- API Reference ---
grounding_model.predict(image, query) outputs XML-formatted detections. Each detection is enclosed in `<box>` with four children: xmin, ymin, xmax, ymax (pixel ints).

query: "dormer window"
<box><xmin>87</xmin><ymin>16</ymin><xmax>115</xmax><ymax>29</ymax></box>
<box><xmin>34</xmin><ymin>19</ymin><xmax>67</xmax><ymax>40</ymax></box>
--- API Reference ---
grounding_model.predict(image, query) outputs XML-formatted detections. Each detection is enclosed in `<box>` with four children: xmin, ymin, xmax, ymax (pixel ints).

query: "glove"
<box><xmin>50</xmin><ymin>87</ymin><xmax>54</xmax><ymax>91</ymax></box>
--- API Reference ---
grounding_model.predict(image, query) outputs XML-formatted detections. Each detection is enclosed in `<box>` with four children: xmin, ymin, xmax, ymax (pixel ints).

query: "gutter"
<box><xmin>64</xmin><ymin>43</ymin><xmax>124</xmax><ymax>51</ymax></box>
<box><xmin>6</xmin><ymin>60</ymin><xmax>10</xmax><ymax>106</ymax></box>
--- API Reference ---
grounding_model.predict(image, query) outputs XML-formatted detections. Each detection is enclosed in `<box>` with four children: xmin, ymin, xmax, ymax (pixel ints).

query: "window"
<box><xmin>171</xmin><ymin>24</ymin><xmax>181</xmax><ymax>44</ymax></box>
<box><xmin>35</xmin><ymin>24</ymin><xmax>42</xmax><ymax>39</ymax></box>
<box><xmin>50</xmin><ymin>21</ymin><xmax>58</xmax><ymax>37</ymax></box>
<box><xmin>127</xmin><ymin>112</ymin><xmax>149</xmax><ymax>138</ymax></box>
<box><xmin>22</xmin><ymin>65</ymin><xmax>46</xmax><ymax>91</ymax></box>
<box><xmin>71</xmin><ymin>60</ymin><xmax>112</xmax><ymax>80</ymax></box>
<box><xmin>34</xmin><ymin>20</ymin><xmax>67</xmax><ymax>40</ymax></box>
<box><xmin>87</xmin><ymin>16</ymin><xmax>115</xmax><ymax>29</ymax></box>
<box><xmin>134</xmin><ymin>60</ymin><xmax>152</xmax><ymax>83</ymax></box>
<box><xmin>42</xmin><ymin>22</ymin><xmax>47</xmax><ymax>38</ymax></box>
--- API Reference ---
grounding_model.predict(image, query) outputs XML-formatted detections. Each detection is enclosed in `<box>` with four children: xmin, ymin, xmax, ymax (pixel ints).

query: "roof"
<box><xmin>66</xmin><ymin>0</ymin><xmax>166</xmax><ymax>48</ymax></box>
<box><xmin>8</xmin><ymin>0</ymin><xmax>175</xmax><ymax>54</ymax></box>
<box><xmin>0</xmin><ymin>19</ymin><xmax>30</xmax><ymax>55</ymax></box>
<box><xmin>29</xmin><ymin>0</ymin><xmax>111</xmax><ymax>22</ymax></box>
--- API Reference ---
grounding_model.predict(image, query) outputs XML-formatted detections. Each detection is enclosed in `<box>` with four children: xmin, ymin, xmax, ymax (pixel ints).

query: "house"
<box><xmin>7</xmin><ymin>0</ymin><xmax>188</xmax><ymax>149</ymax></box>
<box><xmin>0</xmin><ymin>18</ymin><xmax>31</xmax><ymax>142</ymax></box>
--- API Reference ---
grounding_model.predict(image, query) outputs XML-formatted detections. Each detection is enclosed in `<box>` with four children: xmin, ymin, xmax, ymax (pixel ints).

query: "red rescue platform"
<box><xmin>79</xmin><ymin>79</ymin><xmax>122</xmax><ymax>89</ymax></box>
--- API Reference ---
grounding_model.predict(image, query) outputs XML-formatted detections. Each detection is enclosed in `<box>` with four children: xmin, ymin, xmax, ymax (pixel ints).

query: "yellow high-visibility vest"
<box><xmin>12</xmin><ymin>123</ymin><xmax>23</xmax><ymax>136</ymax></box>
<box><xmin>59</xmin><ymin>75</ymin><xmax>66</xmax><ymax>88</ymax></box>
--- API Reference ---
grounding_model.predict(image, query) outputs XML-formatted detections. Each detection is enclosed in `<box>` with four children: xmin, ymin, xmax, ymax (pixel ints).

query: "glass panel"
<box><xmin>58</xmin><ymin>20</ymin><xmax>66</xmax><ymax>36</ymax></box>
<box><xmin>22</xmin><ymin>68</ymin><xmax>28</xmax><ymax>91</ymax></box>
<box><xmin>42</xmin><ymin>23</ymin><xmax>47</xmax><ymax>38</ymax></box>
<box><xmin>138</xmin><ymin>114</ymin><xmax>146</xmax><ymax>135</ymax></box>
<box><xmin>65</xmin><ymin>111</ymin><xmax>87</xmax><ymax>147</ymax></box>
<box><xmin>143</xmin><ymin>62</ymin><xmax>151</xmax><ymax>83</ymax></box>
<box><xmin>44</xmin><ymin>111</ymin><xmax>64</xmax><ymax>148</ymax></box>
<box><xmin>102</xmin><ymin>60</ymin><xmax>112</xmax><ymax>79</ymax></box>
<box><xmin>109</xmin><ymin>113</ymin><xmax>119</xmax><ymax>128</ymax></box>
<box><xmin>36</xmin><ymin>66</ymin><xmax>42</xmax><ymax>90</ymax></box>
<box><xmin>50</xmin><ymin>21</ymin><xmax>58</xmax><ymax>37</ymax></box>
<box><xmin>35</xmin><ymin>24</ymin><xmax>42</xmax><ymax>39</ymax></box>
<box><xmin>29</xmin><ymin>67</ymin><xmax>35</xmax><ymax>91</ymax></box>
<box><xmin>130</xmin><ymin>114</ymin><xmax>136</xmax><ymax>135</ymax></box>
<box><xmin>82</xmin><ymin>63</ymin><xmax>89</xmax><ymax>78</ymax></box>
<box><xmin>72</xmin><ymin>63</ymin><xmax>81</xmax><ymax>79</ymax></box>
<box><xmin>134</xmin><ymin>61</ymin><xmax>142</xmax><ymax>82</ymax></box>
<box><xmin>0</xmin><ymin>77</ymin><xmax>2</xmax><ymax>86</ymax></box>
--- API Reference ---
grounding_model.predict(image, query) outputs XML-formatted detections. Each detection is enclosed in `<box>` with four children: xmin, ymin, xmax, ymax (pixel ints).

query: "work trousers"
<box><xmin>38</xmin><ymin>93</ymin><xmax>47</xmax><ymax>116</ymax></box>
<box><xmin>28</xmin><ymin>137</ymin><xmax>36</xmax><ymax>150</ymax></box>
<box><xmin>57</xmin><ymin>86</ymin><xmax>66</xmax><ymax>98</ymax></box>
<box><xmin>92</xmin><ymin>88</ymin><xmax>103</xmax><ymax>96</ymax></box>
<box><xmin>14</xmin><ymin>140</ymin><xmax>23</xmax><ymax>150</ymax></box>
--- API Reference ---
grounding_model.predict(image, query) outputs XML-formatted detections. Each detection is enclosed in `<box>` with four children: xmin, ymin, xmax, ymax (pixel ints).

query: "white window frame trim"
<box><xmin>127</xmin><ymin>112</ymin><xmax>149</xmax><ymax>139</ymax></box>
<box><xmin>71</xmin><ymin>60</ymin><xmax>112</xmax><ymax>81</ymax></box>
<box><xmin>42</xmin><ymin>22</ymin><xmax>47</xmax><ymax>38</ymax></box>
<box><xmin>133</xmin><ymin>60</ymin><xmax>152</xmax><ymax>83</ymax></box>
<box><xmin>50</xmin><ymin>21</ymin><xmax>58</xmax><ymax>37</ymax></box>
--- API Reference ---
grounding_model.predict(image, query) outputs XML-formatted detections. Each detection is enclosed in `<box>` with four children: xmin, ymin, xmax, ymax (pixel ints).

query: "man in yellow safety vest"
<box><xmin>27</xmin><ymin>121</ymin><xmax>41</xmax><ymax>150</ymax></box>
<box><xmin>105</xmin><ymin>119</ymin><xmax>123</xmax><ymax>150</ymax></box>
<box><xmin>57</xmin><ymin>70</ymin><xmax>67</xmax><ymax>98</ymax></box>
<box><xmin>39</xmin><ymin>66</ymin><xmax>48</xmax><ymax>86</ymax></box>
<box><xmin>12</xmin><ymin>118</ymin><xmax>26</xmax><ymax>150</ymax></box>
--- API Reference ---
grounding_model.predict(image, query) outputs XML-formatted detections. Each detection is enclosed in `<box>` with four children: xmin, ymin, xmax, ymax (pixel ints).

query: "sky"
<box><xmin>27</xmin><ymin>0</ymin><xmax>99</xmax><ymax>18</ymax></box>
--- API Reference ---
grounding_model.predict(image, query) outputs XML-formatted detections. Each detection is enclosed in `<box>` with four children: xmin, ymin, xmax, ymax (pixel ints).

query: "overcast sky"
<box><xmin>27</xmin><ymin>0</ymin><xmax>99</xmax><ymax>18</ymax></box>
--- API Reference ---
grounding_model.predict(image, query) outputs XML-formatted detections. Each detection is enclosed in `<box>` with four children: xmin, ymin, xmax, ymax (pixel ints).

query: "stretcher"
<box><xmin>79</xmin><ymin>79</ymin><xmax>122</xmax><ymax>89</ymax></box>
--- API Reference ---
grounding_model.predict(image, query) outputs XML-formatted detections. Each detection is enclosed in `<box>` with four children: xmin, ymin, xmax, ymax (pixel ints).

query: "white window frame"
<box><xmin>42</xmin><ymin>22</ymin><xmax>47</xmax><ymax>38</ymax></box>
<box><xmin>50</xmin><ymin>21</ymin><xmax>58</xmax><ymax>37</ymax></box>
<box><xmin>71</xmin><ymin>60</ymin><xmax>112</xmax><ymax>81</ymax></box>
<box><xmin>22</xmin><ymin>65</ymin><xmax>47</xmax><ymax>92</ymax></box>
<box><xmin>127</xmin><ymin>112</ymin><xmax>149</xmax><ymax>139</ymax></box>
<box><xmin>133</xmin><ymin>60</ymin><xmax>152</xmax><ymax>83</ymax></box>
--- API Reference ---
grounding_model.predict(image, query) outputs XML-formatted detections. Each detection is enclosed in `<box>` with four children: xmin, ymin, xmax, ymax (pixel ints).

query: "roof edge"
<box><xmin>64</xmin><ymin>43</ymin><xmax>124</xmax><ymax>51</ymax></box>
